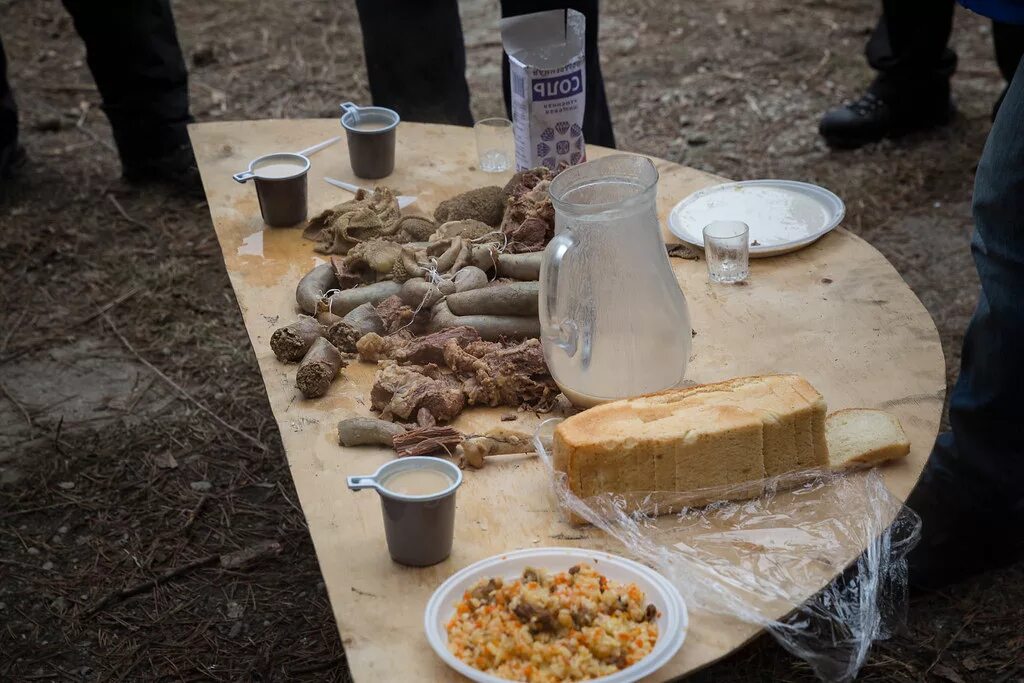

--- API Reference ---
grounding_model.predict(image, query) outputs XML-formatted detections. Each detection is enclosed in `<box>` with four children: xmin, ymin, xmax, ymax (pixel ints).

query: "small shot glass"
<box><xmin>474</xmin><ymin>117</ymin><xmax>514</xmax><ymax>172</ymax></box>
<box><xmin>703</xmin><ymin>221</ymin><xmax>750</xmax><ymax>284</ymax></box>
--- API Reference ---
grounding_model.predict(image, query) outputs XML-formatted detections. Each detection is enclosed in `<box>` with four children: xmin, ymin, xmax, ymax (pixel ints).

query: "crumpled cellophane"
<box><xmin>533</xmin><ymin>419</ymin><xmax>921</xmax><ymax>682</ymax></box>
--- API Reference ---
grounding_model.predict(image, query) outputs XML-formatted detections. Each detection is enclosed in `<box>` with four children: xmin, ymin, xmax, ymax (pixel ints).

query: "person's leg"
<box><xmin>990</xmin><ymin>20</ymin><xmax>1024</xmax><ymax>117</ymax></box>
<box><xmin>354</xmin><ymin>0</ymin><xmax>473</xmax><ymax>126</ymax></box>
<box><xmin>499</xmin><ymin>0</ymin><xmax>615</xmax><ymax>149</ymax></box>
<box><xmin>0</xmin><ymin>33</ymin><xmax>26</xmax><ymax>178</ymax></box>
<box><xmin>820</xmin><ymin>0</ymin><xmax>956</xmax><ymax>149</ymax></box>
<box><xmin>866</xmin><ymin>0</ymin><xmax>957</xmax><ymax>104</ymax></box>
<box><xmin>61</xmin><ymin>0</ymin><xmax>193</xmax><ymax>179</ymax></box>
<box><xmin>906</xmin><ymin>56</ymin><xmax>1024</xmax><ymax>588</ymax></box>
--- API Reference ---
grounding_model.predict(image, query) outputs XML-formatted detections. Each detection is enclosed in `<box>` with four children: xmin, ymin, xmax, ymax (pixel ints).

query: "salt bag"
<box><xmin>500</xmin><ymin>9</ymin><xmax>586</xmax><ymax>171</ymax></box>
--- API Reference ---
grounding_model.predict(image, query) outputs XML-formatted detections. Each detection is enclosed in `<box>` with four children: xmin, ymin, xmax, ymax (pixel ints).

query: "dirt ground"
<box><xmin>1</xmin><ymin>0</ymin><xmax>1022</xmax><ymax>681</ymax></box>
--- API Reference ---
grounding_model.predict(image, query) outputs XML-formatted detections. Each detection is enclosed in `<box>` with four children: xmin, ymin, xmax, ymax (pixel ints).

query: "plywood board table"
<box><xmin>189</xmin><ymin>120</ymin><xmax>945</xmax><ymax>681</ymax></box>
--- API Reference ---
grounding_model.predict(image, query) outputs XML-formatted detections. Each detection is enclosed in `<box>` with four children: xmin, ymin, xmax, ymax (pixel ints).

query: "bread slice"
<box><xmin>825</xmin><ymin>409</ymin><xmax>910</xmax><ymax>468</ymax></box>
<box><xmin>552</xmin><ymin>375</ymin><xmax>828</xmax><ymax>505</ymax></box>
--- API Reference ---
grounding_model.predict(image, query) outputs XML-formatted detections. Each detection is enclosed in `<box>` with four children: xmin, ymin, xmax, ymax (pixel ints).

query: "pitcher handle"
<box><xmin>540</xmin><ymin>231</ymin><xmax>579</xmax><ymax>357</ymax></box>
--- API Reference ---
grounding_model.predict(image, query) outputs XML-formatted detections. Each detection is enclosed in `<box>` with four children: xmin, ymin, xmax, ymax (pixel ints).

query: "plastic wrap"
<box><xmin>533</xmin><ymin>419</ymin><xmax>921</xmax><ymax>682</ymax></box>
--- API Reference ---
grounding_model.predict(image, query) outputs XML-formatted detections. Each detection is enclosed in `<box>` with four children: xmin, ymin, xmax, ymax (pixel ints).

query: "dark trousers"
<box><xmin>867</xmin><ymin>0</ymin><xmax>1024</xmax><ymax>104</ymax></box>
<box><xmin>913</xmin><ymin>55</ymin><xmax>1024</xmax><ymax>568</ymax></box>
<box><xmin>354</xmin><ymin>0</ymin><xmax>615</xmax><ymax>149</ymax></box>
<box><xmin>0</xmin><ymin>0</ymin><xmax>191</xmax><ymax>166</ymax></box>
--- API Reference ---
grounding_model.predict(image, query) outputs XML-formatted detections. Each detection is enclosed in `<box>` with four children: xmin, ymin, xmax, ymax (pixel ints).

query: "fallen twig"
<box><xmin>88</xmin><ymin>541</ymin><xmax>282</xmax><ymax>615</ymax></box>
<box><xmin>100</xmin><ymin>311</ymin><xmax>268</xmax><ymax>452</ymax></box>
<box><xmin>88</xmin><ymin>553</ymin><xmax>220</xmax><ymax>615</ymax></box>
<box><xmin>72</xmin><ymin>287</ymin><xmax>140</xmax><ymax>329</ymax></box>
<box><xmin>107</xmin><ymin>194</ymin><xmax>152</xmax><ymax>231</ymax></box>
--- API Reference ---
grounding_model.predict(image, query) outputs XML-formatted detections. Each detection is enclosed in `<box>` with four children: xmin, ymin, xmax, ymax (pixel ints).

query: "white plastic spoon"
<box><xmin>324</xmin><ymin>176</ymin><xmax>417</xmax><ymax>209</ymax></box>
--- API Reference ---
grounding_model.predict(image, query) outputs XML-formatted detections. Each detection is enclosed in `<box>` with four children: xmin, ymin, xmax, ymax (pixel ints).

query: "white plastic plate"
<box><xmin>424</xmin><ymin>547</ymin><xmax>687</xmax><ymax>683</ymax></box>
<box><xmin>668</xmin><ymin>179</ymin><xmax>845</xmax><ymax>257</ymax></box>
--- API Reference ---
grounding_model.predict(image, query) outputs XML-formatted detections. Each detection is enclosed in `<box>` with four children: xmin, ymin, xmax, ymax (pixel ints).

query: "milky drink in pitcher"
<box><xmin>540</xmin><ymin>154</ymin><xmax>691</xmax><ymax>406</ymax></box>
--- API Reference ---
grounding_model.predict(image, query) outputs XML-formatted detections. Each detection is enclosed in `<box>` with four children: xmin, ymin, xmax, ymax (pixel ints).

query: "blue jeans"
<box><xmin>920</xmin><ymin>55</ymin><xmax>1024</xmax><ymax>529</ymax></box>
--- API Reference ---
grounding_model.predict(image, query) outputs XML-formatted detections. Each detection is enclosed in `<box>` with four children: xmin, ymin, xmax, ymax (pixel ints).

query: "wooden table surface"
<box><xmin>189</xmin><ymin>119</ymin><xmax>945</xmax><ymax>681</ymax></box>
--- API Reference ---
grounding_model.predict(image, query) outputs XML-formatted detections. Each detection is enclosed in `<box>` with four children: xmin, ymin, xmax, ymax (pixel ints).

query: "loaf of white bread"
<box><xmin>553</xmin><ymin>375</ymin><xmax>909</xmax><ymax>505</ymax></box>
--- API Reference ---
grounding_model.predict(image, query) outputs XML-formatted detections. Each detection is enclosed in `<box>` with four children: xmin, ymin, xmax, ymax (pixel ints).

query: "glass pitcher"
<box><xmin>540</xmin><ymin>154</ymin><xmax>691</xmax><ymax>406</ymax></box>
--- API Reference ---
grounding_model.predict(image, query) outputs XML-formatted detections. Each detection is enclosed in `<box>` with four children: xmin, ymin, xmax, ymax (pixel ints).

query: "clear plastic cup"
<box><xmin>703</xmin><ymin>221</ymin><xmax>750</xmax><ymax>283</ymax></box>
<box><xmin>474</xmin><ymin>118</ymin><xmax>514</xmax><ymax>172</ymax></box>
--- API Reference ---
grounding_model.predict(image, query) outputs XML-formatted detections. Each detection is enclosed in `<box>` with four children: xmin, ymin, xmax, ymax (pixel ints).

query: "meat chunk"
<box><xmin>370</xmin><ymin>361</ymin><xmax>465</xmax><ymax>423</ymax></box>
<box><xmin>392</xmin><ymin>326</ymin><xmax>480</xmax><ymax>366</ymax></box>
<box><xmin>443</xmin><ymin>337</ymin><xmax>558</xmax><ymax>407</ymax></box>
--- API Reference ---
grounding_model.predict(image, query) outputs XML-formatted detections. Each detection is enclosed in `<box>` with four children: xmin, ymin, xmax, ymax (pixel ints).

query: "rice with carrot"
<box><xmin>445</xmin><ymin>564</ymin><xmax>659</xmax><ymax>682</ymax></box>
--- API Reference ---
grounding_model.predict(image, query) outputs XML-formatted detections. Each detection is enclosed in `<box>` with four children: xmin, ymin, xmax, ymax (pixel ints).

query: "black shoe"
<box><xmin>905</xmin><ymin>434</ymin><xmax>1024</xmax><ymax>590</ymax></box>
<box><xmin>122</xmin><ymin>142</ymin><xmax>203</xmax><ymax>198</ymax></box>
<box><xmin>819</xmin><ymin>91</ymin><xmax>955</xmax><ymax>150</ymax></box>
<box><xmin>0</xmin><ymin>143</ymin><xmax>27</xmax><ymax>179</ymax></box>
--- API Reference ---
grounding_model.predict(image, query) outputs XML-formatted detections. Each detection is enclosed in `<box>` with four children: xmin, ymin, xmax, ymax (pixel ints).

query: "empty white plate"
<box><xmin>668</xmin><ymin>179</ymin><xmax>845</xmax><ymax>257</ymax></box>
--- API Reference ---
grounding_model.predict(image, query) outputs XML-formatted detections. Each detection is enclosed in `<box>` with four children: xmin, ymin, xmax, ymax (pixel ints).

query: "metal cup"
<box><xmin>233</xmin><ymin>152</ymin><xmax>310</xmax><ymax>227</ymax></box>
<box><xmin>340</xmin><ymin>102</ymin><xmax>399</xmax><ymax>180</ymax></box>
<box><xmin>348</xmin><ymin>457</ymin><xmax>462</xmax><ymax>567</ymax></box>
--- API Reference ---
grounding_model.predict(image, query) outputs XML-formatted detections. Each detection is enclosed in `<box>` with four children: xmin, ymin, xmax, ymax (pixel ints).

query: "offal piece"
<box><xmin>502</xmin><ymin>166</ymin><xmax>553</xmax><ymax>200</ymax></box>
<box><xmin>337</xmin><ymin>416</ymin><xmax>407</xmax><ymax>447</ymax></box>
<box><xmin>324</xmin><ymin>302</ymin><xmax>386</xmax><ymax>353</ymax></box>
<box><xmin>457</xmin><ymin>427</ymin><xmax>535</xmax><ymax>468</ymax></box>
<box><xmin>323</xmin><ymin>280</ymin><xmax>402</xmax><ymax>317</ymax></box>
<box><xmin>343</xmin><ymin>239</ymin><xmax>404</xmax><ymax>280</ymax></box>
<box><xmin>296</xmin><ymin>263</ymin><xmax>339</xmax><ymax>315</ymax></box>
<box><xmin>303</xmin><ymin>186</ymin><xmax>402</xmax><ymax>252</ymax></box>
<box><xmin>391</xmin><ymin>326</ymin><xmax>481</xmax><ymax>366</ymax></box>
<box><xmin>370</xmin><ymin>361</ymin><xmax>465</xmax><ymax>423</ymax></box>
<box><xmin>429</xmin><ymin>219</ymin><xmax>496</xmax><ymax>243</ymax></box>
<box><xmin>330</xmin><ymin>255</ymin><xmax>364</xmax><ymax>290</ymax></box>
<box><xmin>296</xmin><ymin>337</ymin><xmax>346</xmax><ymax>398</ymax></box>
<box><xmin>360</xmin><ymin>326</ymin><xmax>481</xmax><ymax>367</ymax></box>
<box><xmin>312</xmin><ymin>207</ymin><xmax>385</xmax><ymax>255</ymax></box>
<box><xmin>500</xmin><ymin>179</ymin><xmax>555</xmax><ymax>253</ymax></box>
<box><xmin>375</xmin><ymin>294</ymin><xmax>419</xmax><ymax>334</ymax></box>
<box><xmin>467</xmin><ymin>247</ymin><xmax>542</xmax><ymax>281</ymax></box>
<box><xmin>392</xmin><ymin>214</ymin><xmax>437</xmax><ymax>242</ymax></box>
<box><xmin>356</xmin><ymin>332</ymin><xmax>406</xmax><ymax>363</ymax></box>
<box><xmin>446</xmin><ymin>281</ymin><xmax>539</xmax><ymax>317</ymax></box>
<box><xmin>399</xmin><ymin>278</ymin><xmax>446</xmax><ymax>309</ymax></box>
<box><xmin>443</xmin><ymin>337</ymin><xmax>557</xmax><ymax>407</ymax></box>
<box><xmin>392</xmin><ymin>426</ymin><xmax>464</xmax><ymax>457</ymax></box>
<box><xmin>433</xmin><ymin>186</ymin><xmax>505</xmax><ymax>227</ymax></box>
<box><xmin>446</xmin><ymin>564</ymin><xmax>659</xmax><ymax>682</ymax></box>
<box><xmin>429</xmin><ymin>301</ymin><xmax>540</xmax><ymax>341</ymax></box>
<box><xmin>453</xmin><ymin>266</ymin><xmax>488</xmax><ymax>293</ymax></box>
<box><xmin>270</xmin><ymin>316</ymin><xmax>324</xmax><ymax>363</ymax></box>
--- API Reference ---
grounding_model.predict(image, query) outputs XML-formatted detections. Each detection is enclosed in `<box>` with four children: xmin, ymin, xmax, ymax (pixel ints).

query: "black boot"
<box><xmin>905</xmin><ymin>434</ymin><xmax>1024</xmax><ymax>590</ymax></box>
<box><xmin>121</xmin><ymin>140</ymin><xmax>202</xmax><ymax>196</ymax></box>
<box><xmin>819</xmin><ymin>89</ymin><xmax>955</xmax><ymax>150</ymax></box>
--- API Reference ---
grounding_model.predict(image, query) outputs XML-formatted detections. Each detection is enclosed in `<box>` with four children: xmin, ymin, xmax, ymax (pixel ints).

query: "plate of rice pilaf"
<box><xmin>424</xmin><ymin>548</ymin><xmax>687</xmax><ymax>683</ymax></box>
